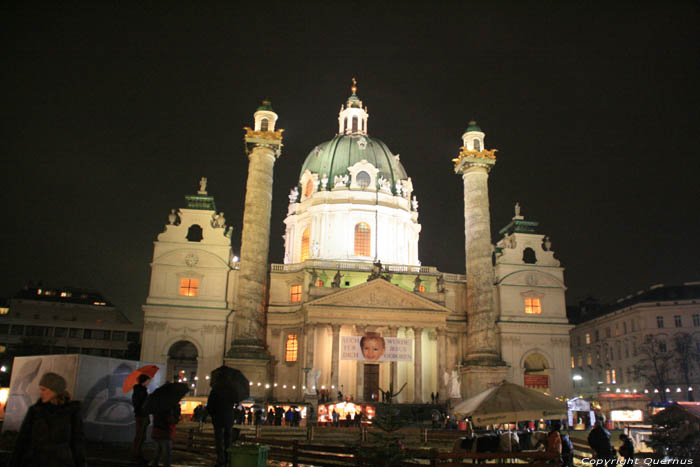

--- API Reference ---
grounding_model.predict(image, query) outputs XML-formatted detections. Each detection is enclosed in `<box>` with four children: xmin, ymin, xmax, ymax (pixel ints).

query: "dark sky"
<box><xmin>2</xmin><ymin>2</ymin><xmax>699</xmax><ymax>325</ymax></box>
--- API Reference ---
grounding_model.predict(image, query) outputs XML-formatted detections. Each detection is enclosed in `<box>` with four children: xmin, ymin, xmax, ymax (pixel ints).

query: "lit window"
<box><xmin>524</xmin><ymin>297</ymin><xmax>541</xmax><ymax>314</ymax></box>
<box><xmin>586</xmin><ymin>353</ymin><xmax>592</xmax><ymax>365</ymax></box>
<box><xmin>0</xmin><ymin>307</ymin><xmax>8</xmax><ymax>315</ymax></box>
<box><xmin>571</xmin><ymin>356</ymin><xmax>575</xmax><ymax>369</ymax></box>
<box><xmin>674</xmin><ymin>315</ymin><xmax>682</xmax><ymax>328</ymax></box>
<box><xmin>578</xmin><ymin>354</ymin><xmax>583</xmax><ymax>367</ymax></box>
<box><xmin>60</xmin><ymin>291</ymin><xmax>71</xmax><ymax>298</ymax></box>
<box><xmin>354</xmin><ymin>222</ymin><xmax>371</xmax><ymax>257</ymax></box>
<box><xmin>285</xmin><ymin>334</ymin><xmax>298</xmax><ymax>362</ymax></box>
<box><xmin>290</xmin><ymin>285</ymin><xmax>302</xmax><ymax>303</ymax></box>
<box><xmin>605</xmin><ymin>370</ymin><xmax>611</xmax><ymax>384</ymax></box>
<box><xmin>300</xmin><ymin>229</ymin><xmax>310</xmax><ymax>262</ymax></box>
<box><xmin>585</xmin><ymin>333</ymin><xmax>591</xmax><ymax>345</ymax></box>
<box><xmin>611</xmin><ymin>369</ymin><xmax>617</xmax><ymax>384</ymax></box>
<box><xmin>656</xmin><ymin>316</ymin><xmax>664</xmax><ymax>329</ymax></box>
<box><xmin>179</xmin><ymin>278</ymin><xmax>199</xmax><ymax>297</ymax></box>
<box><xmin>304</xmin><ymin>179</ymin><xmax>313</xmax><ymax>198</ymax></box>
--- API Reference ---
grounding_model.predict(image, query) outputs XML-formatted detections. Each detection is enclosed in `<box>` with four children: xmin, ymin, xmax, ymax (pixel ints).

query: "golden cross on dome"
<box><xmin>351</xmin><ymin>77</ymin><xmax>357</xmax><ymax>94</ymax></box>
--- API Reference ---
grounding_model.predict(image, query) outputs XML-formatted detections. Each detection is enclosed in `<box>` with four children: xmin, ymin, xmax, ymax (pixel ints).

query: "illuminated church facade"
<box><xmin>140</xmin><ymin>84</ymin><xmax>573</xmax><ymax>403</ymax></box>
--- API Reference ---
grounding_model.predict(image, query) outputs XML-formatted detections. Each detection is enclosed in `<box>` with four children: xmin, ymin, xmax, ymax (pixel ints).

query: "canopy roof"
<box><xmin>452</xmin><ymin>380</ymin><xmax>567</xmax><ymax>426</ymax></box>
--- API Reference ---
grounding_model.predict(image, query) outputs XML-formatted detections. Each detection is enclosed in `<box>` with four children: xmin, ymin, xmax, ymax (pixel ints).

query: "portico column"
<box><xmin>413</xmin><ymin>327</ymin><xmax>423</xmax><ymax>403</ymax></box>
<box><xmin>305</xmin><ymin>323</ymin><xmax>316</xmax><ymax>370</ymax></box>
<box><xmin>436</xmin><ymin>328</ymin><xmax>447</xmax><ymax>400</ymax></box>
<box><xmin>331</xmin><ymin>324</ymin><xmax>342</xmax><ymax>391</ymax></box>
<box><xmin>355</xmin><ymin>325</ymin><xmax>366</xmax><ymax>400</ymax></box>
<box><xmin>387</xmin><ymin>326</ymin><xmax>399</xmax><ymax>391</ymax></box>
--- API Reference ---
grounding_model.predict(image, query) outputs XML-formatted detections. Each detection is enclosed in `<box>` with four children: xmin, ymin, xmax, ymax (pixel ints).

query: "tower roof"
<box><xmin>300</xmin><ymin>135</ymin><xmax>408</xmax><ymax>188</ymax></box>
<box><xmin>466</xmin><ymin>120</ymin><xmax>482</xmax><ymax>132</ymax></box>
<box><xmin>256</xmin><ymin>99</ymin><xmax>274</xmax><ymax>112</ymax></box>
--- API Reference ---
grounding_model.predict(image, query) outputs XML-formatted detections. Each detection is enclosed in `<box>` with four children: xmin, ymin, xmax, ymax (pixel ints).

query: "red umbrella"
<box><xmin>122</xmin><ymin>365</ymin><xmax>160</xmax><ymax>394</ymax></box>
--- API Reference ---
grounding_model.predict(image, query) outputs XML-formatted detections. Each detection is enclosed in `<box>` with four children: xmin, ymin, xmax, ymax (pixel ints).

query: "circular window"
<box><xmin>356</xmin><ymin>171</ymin><xmax>371</xmax><ymax>188</ymax></box>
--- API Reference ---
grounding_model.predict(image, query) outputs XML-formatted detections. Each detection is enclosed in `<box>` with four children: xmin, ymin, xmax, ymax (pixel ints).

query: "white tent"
<box><xmin>452</xmin><ymin>380</ymin><xmax>567</xmax><ymax>426</ymax></box>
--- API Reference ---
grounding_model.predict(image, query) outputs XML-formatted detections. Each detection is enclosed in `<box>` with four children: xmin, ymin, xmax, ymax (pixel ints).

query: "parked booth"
<box><xmin>567</xmin><ymin>397</ymin><xmax>595</xmax><ymax>430</ymax></box>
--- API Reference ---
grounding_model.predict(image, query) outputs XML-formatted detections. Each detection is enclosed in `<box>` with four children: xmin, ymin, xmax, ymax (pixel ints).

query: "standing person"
<box><xmin>431</xmin><ymin>392</ymin><xmax>435</xmax><ymax>404</ymax></box>
<box><xmin>588</xmin><ymin>416</ymin><xmax>615</xmax><ymax>461</ymax></box>
<box><xmin>207</xmin><ymin>387</ymin><xmax>238</xmax><ymax>467</ymax></box>
<box><xmin>546</xmin><ymin>420</ymin><xmax>563</xmax><ymax>465</ymax></box>
<box><xmin>561</xmin><ymin>429</ymin><xmax>575</xmax><ymax>467</ymax></box>
<box><xmin>151</xmin><ymin>403</ymin><xmax>179</xmax><ymax>467</ymax></box>
<box><xmin>130</xmin><ymin>374</ymin><xmax>151</xmax><ymax>465</ymax></box>
<box><xmin>618</xmin><ymin>434</ymin><xmax>635</xmax><ymax>464</ymax></box>
<box><xmin>10</xmin><ymin>372</ymin><xmax>86</xmax><ymax>467</ymax></box>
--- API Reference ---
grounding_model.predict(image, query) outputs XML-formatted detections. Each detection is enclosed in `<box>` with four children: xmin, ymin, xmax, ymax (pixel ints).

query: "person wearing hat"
<box><xmin>10</xmin><ymin>372</ymin><xmax>86</xmax><ymax>467</ymax></box>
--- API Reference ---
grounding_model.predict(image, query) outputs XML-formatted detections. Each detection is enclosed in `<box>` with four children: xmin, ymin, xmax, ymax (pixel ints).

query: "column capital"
<box><xmin>331</xmin><ymin>324</ymin><xmax>342</xmax><ymax>334</ymax></box>
<box><xmin>412</xmin><ymin>326</ymin><xmax>424</xmax><ymax>335</ymax></box>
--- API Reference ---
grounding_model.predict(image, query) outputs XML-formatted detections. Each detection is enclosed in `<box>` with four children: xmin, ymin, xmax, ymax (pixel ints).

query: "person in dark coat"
<box><xmin>618</xmin><ymin>434</ymin><xmax>635</xmax><ymax>463</ymax></box>
<box><xmin>587</xmin><ymin>417</ymin><xmax>615</xmax><ymax>460</ymax></box>
<box><xmin>151</xmin><ymin>403</ymin><xmax>179</xmax><ymax>467</ymax></box>
<box><xmin>206</xmin><ymin>388</ymin><xmax>239</xmax><ymax>467</ymax></box>
<box><xmin>130</xmin><ymin>374</ymin><xmax>151</xmax><ymax>464</ymax></box>
<box><xmin>10</xmin><ymin>372</ymin><xmax>86</xmax><ymax>467</ymax></box>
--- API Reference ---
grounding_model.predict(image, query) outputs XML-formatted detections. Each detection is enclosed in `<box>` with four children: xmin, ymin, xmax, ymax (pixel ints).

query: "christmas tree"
<box><xmin>355</xmin><ymin>382</ymin><xmax>413</xmax><ymax>466</ymax></box>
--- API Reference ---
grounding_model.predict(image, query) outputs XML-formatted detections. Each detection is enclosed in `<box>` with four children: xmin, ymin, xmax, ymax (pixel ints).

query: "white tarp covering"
<box><xmin>3</xmin><ymin>354</ymin><xmax>165</xmax><ymax>442</ymax></box>
<box><xmin>452</xmin><ymin>380</ymin><xmax>567</xmax><ymax>426</ymax></box>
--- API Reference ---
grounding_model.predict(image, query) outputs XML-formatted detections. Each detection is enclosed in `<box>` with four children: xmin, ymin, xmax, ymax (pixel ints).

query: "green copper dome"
<box><xmin>300</xmin><ymin>134</ymin><xmax>408</xmax><ymax>188</ymax></box>
<box><xmin>466</xmin><ymin>120</ymin><xmax>481</xmax><ymax>132</ymax></box>
<box><xmin>256</xmin><ymin>100</ymin><xmax>274</xmax><ymax>112</ymax></box>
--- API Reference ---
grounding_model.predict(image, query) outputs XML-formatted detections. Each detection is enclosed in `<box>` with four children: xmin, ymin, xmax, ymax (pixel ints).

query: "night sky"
<box><xmin>3</xmin><ymin>2</ymin><xmax>699</xmax><ymax>325</ymax></box>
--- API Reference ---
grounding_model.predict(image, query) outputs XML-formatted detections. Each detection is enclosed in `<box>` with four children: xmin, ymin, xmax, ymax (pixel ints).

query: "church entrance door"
<box><xmin>363</xmin><ymin>364</ymin><xmax>379</xmax><ymax>401</ymax></box>
<box><xmin>167</xmin><ymin>340</ymin><xmax>198</xmax><ymax>394</ymax></box>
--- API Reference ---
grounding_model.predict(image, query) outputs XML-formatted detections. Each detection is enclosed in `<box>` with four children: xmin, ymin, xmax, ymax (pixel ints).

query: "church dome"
<box><xmin>300</xmin><ymin>135</ymin><xmax>408</xmax><ymax>189</ymax></box>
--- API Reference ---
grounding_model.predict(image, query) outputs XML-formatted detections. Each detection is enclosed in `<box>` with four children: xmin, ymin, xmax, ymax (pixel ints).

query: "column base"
<box><xmin>461</xmin><ymin>364</ymin><xmax>508</xmax><ymax>400</ymax></box>
<box><xmin>224</xmin><ymin>351</ymin><xmax>272</xmax><ymax>401</ymax></box>
<box><xmin>303</xmin><ymin>393</ymin><xmax>319</xmax><ymax>425</ymax></box>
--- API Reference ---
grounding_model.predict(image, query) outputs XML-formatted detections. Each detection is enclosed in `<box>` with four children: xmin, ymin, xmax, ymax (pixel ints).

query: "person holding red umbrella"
<box><xmin>130</xmin><ymin>374</ymin><xmax>151</xmax><ymax>465</ymax></box>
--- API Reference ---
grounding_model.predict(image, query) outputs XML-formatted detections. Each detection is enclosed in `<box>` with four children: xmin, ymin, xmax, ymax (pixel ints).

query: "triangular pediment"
<box><xmin>306</xmin><ymin>278</ymin><xmax>449</xmax><ymax>313</ymax></box>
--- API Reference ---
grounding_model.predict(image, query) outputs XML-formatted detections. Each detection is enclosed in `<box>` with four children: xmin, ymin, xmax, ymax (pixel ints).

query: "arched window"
<box><xmin>344</xmin><ymin>117</ymin><xmax>348</xmax><ymax>133</ymax></box>
<box><xmin>186</xmin><ymin>224</ymin><xmax>203</xmax><ymax>242</ymax></box>
<box><xmin>285</xmin><ymin>334</ymin><xmax>298</xmax><ymax>362</ymax></box>
<box><xmin>473</xmin><ymin>138</ymin><xmax>481</xmax><ymax>151</ymax></box>
<box><xmin>361</xmin><ymin>119</ymin><xmax>365</xmax><ymax>132</ymax></box>
<box><xmin>523</xmin><ymin>247</ymin><xmax>537</xmax><ymax>264</ymax></box>
<box><xmin>356</xmin><ymin>171</ymin><xmax>370</xmax><ymax>188</ymax></box>
<box><xmin>260</xmin><ymin>118</ymin><xmax>269</xmax><ymax>131</ymax></box>
<box><xmin>300</xmin><ymin>228</ymin><xmax>310</xmax><ymax>262</ymax></box>
<box><xmin>354</xmin><ymin>222</ymin><xmax>370</xmax><ymax>256</ymax></box>
<box><xmin>304</xmin><ymin>179</ymin><xmax>314</xmax><ymax>197</ymax></box>
<box><xmin>352</xmin><ymin>117</ymin><xmax>358</xmax><ymax>132</ymax></box>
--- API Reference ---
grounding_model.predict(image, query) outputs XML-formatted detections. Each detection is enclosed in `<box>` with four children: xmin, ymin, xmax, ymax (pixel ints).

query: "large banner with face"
<box><xmin>340</xmin><ymin>335</ymin><xmax>413</xmax><ymax>362</ymax></box>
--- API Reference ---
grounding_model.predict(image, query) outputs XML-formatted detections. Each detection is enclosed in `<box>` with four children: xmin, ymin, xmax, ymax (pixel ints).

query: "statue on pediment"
<box><xmin>332</xmin><ymin>270</ymin><xmax>342</xmax><ymax>288</ymax></box>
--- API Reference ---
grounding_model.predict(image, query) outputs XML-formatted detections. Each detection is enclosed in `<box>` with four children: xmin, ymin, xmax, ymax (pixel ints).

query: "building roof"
<box><xmin>572</xmin><ymin>282</ymin><xmax>700</xmax><ymax>324</ymax></box>
<box><xmin>14</xmin><ymin>285</ymin><xmax>113</xmax><ymax>306</ymax></box>
<box><xmin>300</xmin><ymin>135</ymin><xmax>408</xmax><ymax>188</ymax></box>
<box><xmin>466</xmin><ymin>120</ymin><xmax>482</xmax><ymax>132</ymax></box>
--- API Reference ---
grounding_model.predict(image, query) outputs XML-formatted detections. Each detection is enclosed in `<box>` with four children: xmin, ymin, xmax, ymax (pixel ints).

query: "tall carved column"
<box><xmin>331</xmin><ymin>324</ymin><xmax>342</xmax><ymax>391</ymax></box>
<box><xmin>413</xmin><ymin>327</ymin><xmax>423</xmax><ymax>403</ymax></box>
<box><xmin>304</xmin><ymin>323</ymin><xmax>317</xmax><ymax>371</ymax></box>
<box><xmin>453</xmin><ymin>122</ymin><xmax>506</xmax><ymax>398</ymax></box>
<box><xmin>355</xmin><ymin>325</ymin><xmax>366</xmax><ymax>400</ymax></box>
<box><xmin>226</xmin><ymin>102</ymin><xmax>283</xmax><ymax>398</ymax></box>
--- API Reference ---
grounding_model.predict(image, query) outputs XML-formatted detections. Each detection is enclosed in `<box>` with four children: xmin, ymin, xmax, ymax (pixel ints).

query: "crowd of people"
<box><xmin>7</xmin><ymin>369</ymin><xmax>640</xmax><ymax>467</ymax></box>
